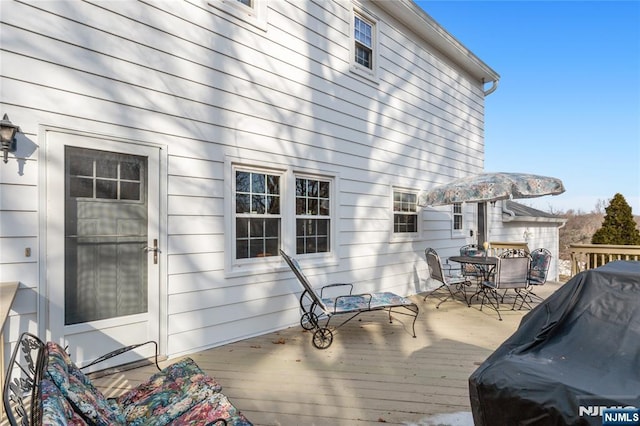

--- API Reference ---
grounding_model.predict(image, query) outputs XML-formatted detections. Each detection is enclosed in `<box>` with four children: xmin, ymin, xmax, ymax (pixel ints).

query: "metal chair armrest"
<box><xmin>80</xmin><ymin>340</ymin><xmax>160</xmax><ymax>372</ymax></box>
<box><xmin>320</xmin><ymin>283</ymin><xmax>354</xmax><ymax>297</ymax></box>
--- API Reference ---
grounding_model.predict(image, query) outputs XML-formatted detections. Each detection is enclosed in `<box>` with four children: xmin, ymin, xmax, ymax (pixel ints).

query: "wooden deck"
<box><xmin>88</xmin><ymin>281</ymin><xmax>563</xmax><ymax>426</ymax></box>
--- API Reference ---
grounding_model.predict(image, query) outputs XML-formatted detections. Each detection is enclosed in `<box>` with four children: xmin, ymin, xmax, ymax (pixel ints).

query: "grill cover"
<box><xmin>469</xmin><ymin>261</ymin><xmax>640</xmax><ymax>426</ymax></box>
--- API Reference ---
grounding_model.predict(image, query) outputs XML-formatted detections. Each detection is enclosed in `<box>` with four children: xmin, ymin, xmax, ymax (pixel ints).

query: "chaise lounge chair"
<box><xmin>280</xmin><ymin>250</ymin><xmax>419</xmax><ymax>349</ymax></box>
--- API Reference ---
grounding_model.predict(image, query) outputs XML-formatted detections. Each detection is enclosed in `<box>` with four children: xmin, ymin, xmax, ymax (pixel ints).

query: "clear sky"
<box><xmin>414</xmin><ymin>1</ymin><xmax>640</xmax><ymax>215</ymax></box>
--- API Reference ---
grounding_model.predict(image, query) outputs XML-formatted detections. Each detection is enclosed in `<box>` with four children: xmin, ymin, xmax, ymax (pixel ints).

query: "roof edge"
<box><xmin>373</xmin><ymin>0</ymin><xmax>500</xmax><ymax>85</ymax></box>
<box><xmin>502</xmin><ymin>215</ymin><xmax>568</xmax><ymax>225</ymax></box>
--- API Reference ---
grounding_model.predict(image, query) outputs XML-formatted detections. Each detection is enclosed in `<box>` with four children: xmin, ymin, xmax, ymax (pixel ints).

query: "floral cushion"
<box><xmin>322</xmin><ymin>291</ymin><xmax>413</xmax><ymax>313</ymax></box>
<box><xmin>42</xmin><ymin>345</ymin><xmax>252</xmax><ymax>426</ymax></box>
<box><xmin>40</xmin><ymin>378</ymin><xmax>88</xmax><ymax>425</ymax></box>
<box><xmin>44</xmin><ymin>342</ymin><xmax>126</xmax><ymax>425</ymax></box>
<box><xmin>116</xmin><ymin>357</ymin><xmax>224</xmax><ymax>426</ymax></box>
<box><xmin>167</xmin><ymin>393</ymin><xmax>253</xmax><ymax>426</ymax></box>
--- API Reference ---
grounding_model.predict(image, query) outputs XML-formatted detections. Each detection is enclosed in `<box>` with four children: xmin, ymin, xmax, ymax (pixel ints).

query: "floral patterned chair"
<box><xmin>3</xmin><ymin>332</ymin><xmax>252</xmax><ymax>426</ymax></box>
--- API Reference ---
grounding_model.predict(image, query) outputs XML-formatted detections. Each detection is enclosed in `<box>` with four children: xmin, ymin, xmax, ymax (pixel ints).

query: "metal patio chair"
<box><xmin>479</xmin><ymin>249</ymin><xmax>531</xmax><ymax>320</ymax></box>
<box><xmin>525</xmin><ymin>248</ymin><xmax>552</xmax><ymax>304</ymax></box>
<box><xmin>459</xmin><ymin>244</ymin><xmax>485</xmax><ymax>284</ymax></box>
<box><xmin>423</xmin><ymin>248</ymin><xmax>472</xmax><ymax>308</ymax></box>
<box><xmin>280</xmin><ymin>250</ymin><xmax>418</xmax><ymax>349</ymax></box>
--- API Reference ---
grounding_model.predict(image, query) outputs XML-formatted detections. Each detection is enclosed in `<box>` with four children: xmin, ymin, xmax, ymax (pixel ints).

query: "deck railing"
<box><xmin>569</xmin><ymin>244</ymin><xmax>640</xmax><ymax>276</ymax></box>
<box><xmin>488</xmin><ymin>241</ymin><xmax>530</xmax><ymax>257</ymax></box>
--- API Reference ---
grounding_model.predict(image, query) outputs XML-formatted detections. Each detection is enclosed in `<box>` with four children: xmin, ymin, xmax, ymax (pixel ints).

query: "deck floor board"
<box><xmin>88</xmin><ymin>282</ymin><xmax>563</xmax><ymax>425</ymax></box>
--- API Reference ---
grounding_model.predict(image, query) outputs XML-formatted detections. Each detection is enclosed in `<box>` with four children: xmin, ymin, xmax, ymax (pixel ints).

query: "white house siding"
<box><xmin>484</xmin><ymin>201</ymin><xmax>564</xmax><ymax>281</ymax></box>
<box><xmin>0</xmin><ymin>0</ymin><xmax>497</xmax><ymax>361</ymax></box>
<box><xmin>492</xmin><ymin>222</ymin><xmax>562</xmax><ymax>282</ymax></box>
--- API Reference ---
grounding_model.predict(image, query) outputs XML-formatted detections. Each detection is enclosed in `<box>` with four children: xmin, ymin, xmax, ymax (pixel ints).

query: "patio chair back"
<box><xmin>493</xmin><ymin>250</ymin><xmax>531</xmax><ymax>290</ymax></box>
<box><xmin>424</xmin><ymin>248</ymin><xmax>469</xmax><ymax>307</ymax></box>
<box><xmin>459</xmin><ymin>244</ymin><xmax>484</xmax><ymax>280</ymax></box>
<box><xmin>529</xmin><ymin>248</ymin><xmax>552</xmax><ymax>285</ymax></box>
<box><xmin>460</xmin><ymin>244</ymin><xmax>481</xmax><ymax>256</ymax></box>
<box><xmin>279</xmin><ymin>250</ymin><xmax>329</xmax><ymax>312</ymax></box>
<box><xmin>425</xmin><ymin>248</ymin><xmax>446</xmax><ymax>283</ymax></box>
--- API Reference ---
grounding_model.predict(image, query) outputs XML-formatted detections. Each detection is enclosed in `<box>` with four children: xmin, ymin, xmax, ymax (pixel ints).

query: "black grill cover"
<box><xmin>469</xmin><ymin>261</ymin><xmax>640</xmax><ymax>426</ymax></box>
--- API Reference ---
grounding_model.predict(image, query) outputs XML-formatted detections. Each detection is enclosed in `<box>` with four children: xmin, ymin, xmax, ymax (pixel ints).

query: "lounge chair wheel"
<box><xmin>312</xmin><ymin>328</ymin><xmax>333</xmax><ymax>349</ymax></box>
<box><xmin>300</xmin><ymin>312</ymin><xmax>318</xmax><ymax>330</ymax></box>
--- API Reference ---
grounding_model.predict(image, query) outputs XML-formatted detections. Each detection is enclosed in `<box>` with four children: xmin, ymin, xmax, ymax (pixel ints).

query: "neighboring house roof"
<box><xmin>374</xmin><ymin>0</ymin><xmax>500</xmax><ymax>88</ymax></box>
<box><xmin>503</xmin><ymin>200</ymin><xmax>567</xmax><ymax>224</ymax></box>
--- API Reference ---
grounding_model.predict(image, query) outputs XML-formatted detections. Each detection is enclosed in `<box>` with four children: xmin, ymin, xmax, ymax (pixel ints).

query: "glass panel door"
<box><xmin>64</xmin><ymin>147</ymin><xmax>148</xmax><ymax>324</ymax></box>
<box><xmin>46</xmin><ymin>131</ymin><xmax>161</xmax><ymax>368</ymax></box>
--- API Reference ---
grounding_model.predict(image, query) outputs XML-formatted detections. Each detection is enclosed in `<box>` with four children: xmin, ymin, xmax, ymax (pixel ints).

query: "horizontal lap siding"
<box><xmin>0</xmin><ymin>0</ymin><xmax>486</xmax><ymax>356</ymax></box>
<box><xmin>0</xmin><ymin>127</ymin><xmax>39</xmax><ymax>359</ymax></box>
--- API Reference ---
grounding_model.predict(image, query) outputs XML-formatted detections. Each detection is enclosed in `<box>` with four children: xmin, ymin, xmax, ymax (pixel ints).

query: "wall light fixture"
<box><xmin>0</xmin><ymin>114</ymin><xmax>20</xmax><ymax>164</ymax></box>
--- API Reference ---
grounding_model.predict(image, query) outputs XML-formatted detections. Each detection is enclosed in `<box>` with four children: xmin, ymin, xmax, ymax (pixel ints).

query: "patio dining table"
<box><xmin>449</xmin><ymin>255</ymin><xmax>499</xmax><ymax>305</ymax></box>
<box><xmin>448</xmin><ymin>255</ymin><xmax>498</xmax><ymax>282</ymax></box>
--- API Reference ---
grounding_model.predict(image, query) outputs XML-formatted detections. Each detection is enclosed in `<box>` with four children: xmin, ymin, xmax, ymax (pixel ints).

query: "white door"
<box><xmin>46</xmin><ymin>131</ymin><xmax>161</xmax><ymax>368</ymax></box>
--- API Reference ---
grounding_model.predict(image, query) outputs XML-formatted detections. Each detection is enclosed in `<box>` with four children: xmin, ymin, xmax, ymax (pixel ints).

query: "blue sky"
<box><xmin>415</xmin><ymin>1</ymin><xmax>640</xmax><ymax>214</ymax></box>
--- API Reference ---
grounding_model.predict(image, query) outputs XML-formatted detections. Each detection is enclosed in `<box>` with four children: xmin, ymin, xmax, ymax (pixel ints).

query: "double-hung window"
<box><xmin>235</xmin><ymin>170</ymin><xmax>281</xmax><ymax>259</ymax></box>
<box><xmin>351</xmin><ymin>10</ymin><xmax>378</xmax><ymax>80</ymax></box>
<box><xmin>452</xmin><ymin>202</ymin><xmax>465</xmax><ymax>237</ymax></box>
<box><xmin>231</xmin><ymin>166</ymin><xmax>335</xmax><ymax>268</ymax></box>
<box><xmin>295</xmin><ymin>177</ymin><xmax>331</xmax><ymax>254</ymax></box>
<box><xmin>393</xmin><ymin>190</ymin><xmax>418</xmax><ymax>235</ymax></box>
<box><xmin>354</xmin><ymin>15</ymin><xmax>373</xmax><ymax>69</ymax></box>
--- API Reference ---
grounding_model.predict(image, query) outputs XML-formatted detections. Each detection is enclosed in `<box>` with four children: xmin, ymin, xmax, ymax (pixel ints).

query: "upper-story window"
<box><xmin>295</xmin><ymin>177</ymin><xmax>331</xmax><ymax>254</ymax></box>
<box><xmin>208</xmin><ymin>0</ymin><xmax>268</xmax><ymax>31</ymax></box>
<box><xmin>354</xmin><ymin>16</ymin><xmax>373</xmax><ymax>69</ymax></box>
<box><xmin>351</xmin><ymin>10</ymin><xmax>379</xmax><ymax>81</ymax></box>
<box><xmin>392</xmin><ymin>190</ymin><xmax>418</xmax><ymax>235</ymax></box>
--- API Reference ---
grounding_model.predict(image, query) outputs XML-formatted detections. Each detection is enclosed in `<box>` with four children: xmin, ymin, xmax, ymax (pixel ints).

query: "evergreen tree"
<box><xmin>591</xmin><ymin>193</ymin><xmax>640</xmax><ymax>245</ymax></box>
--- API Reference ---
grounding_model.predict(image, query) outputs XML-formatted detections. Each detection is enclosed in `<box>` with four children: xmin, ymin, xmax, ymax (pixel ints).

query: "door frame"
<box><xmin>477</xmin><ymin>202</ymin><xmax>488</xmax><ymax>247</ymax></box>
<box><xmin>38</xmin><ymin>126</ymin><xmax>168</xmax><ymax>360</ymax></box>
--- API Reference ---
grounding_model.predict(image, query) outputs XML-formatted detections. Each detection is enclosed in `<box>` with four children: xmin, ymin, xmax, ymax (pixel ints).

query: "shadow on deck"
<box><xmin>91</xmin><ymin>281</ymin><xmax>564</xmax><ymax>426</ymax></box>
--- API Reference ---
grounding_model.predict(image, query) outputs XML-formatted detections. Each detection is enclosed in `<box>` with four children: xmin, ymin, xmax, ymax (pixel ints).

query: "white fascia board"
<box><xmin>373</xmin><ymin>0</ymin><xmax>500</xmax><ymax>84</ymax></box>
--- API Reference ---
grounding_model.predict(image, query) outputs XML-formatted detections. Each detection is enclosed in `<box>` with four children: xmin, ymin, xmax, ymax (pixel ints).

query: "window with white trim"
<box><xmin>451</xmin><ymin>203</ymin><xmax>464</xmax><ymax>233</ymax></box>
<box><xmin>354</xmin><ymin>15</ymin><xmax>373</xmax><ymax>69</ymax></box>
<box><xmin>393</xmin><ymin>190</ymin><xmax>418</xmax><ymax>234</ymax></box>
<box><xmin>351</xmin><ymin>10</ymin><xmax>378</xmax><ymax>80</ymax></box>
<box><xmin>295</xmin><ymin>177</ymin><xmax>331</xmax><ymax>254</ymax></box>
<box><xmin>234</xmin><ymin>169</ymin><xmax>281</xmax><ymax>259</ymax></box>
<box><xmin>208</xmin><ymin>0</ymin><xmax>268</xmax><ymax>31</ymax></box>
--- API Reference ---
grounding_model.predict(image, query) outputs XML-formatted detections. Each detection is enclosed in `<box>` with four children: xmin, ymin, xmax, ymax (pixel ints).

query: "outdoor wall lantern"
<box><xmin>0</xmin><ymin>114</ymin><xmax>20</xmax><ymax>164</ymax></box>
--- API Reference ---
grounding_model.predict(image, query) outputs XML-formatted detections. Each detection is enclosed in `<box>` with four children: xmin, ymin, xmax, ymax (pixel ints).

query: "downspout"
<box><xmin>502</xmin><ymin>202</ymin><xmax>516</xmax><ymax>219</ymax></box>
<box><xmin>483</xmin><ymin>78</ymin><xmax>499</xmax><ymax>96</ymax></box>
